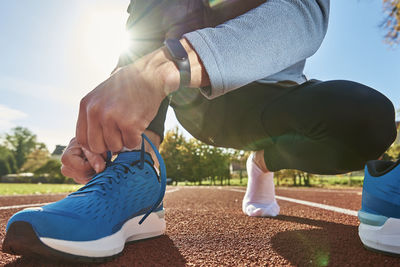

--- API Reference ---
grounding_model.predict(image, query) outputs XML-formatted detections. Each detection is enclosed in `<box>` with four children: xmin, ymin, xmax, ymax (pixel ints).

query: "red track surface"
<box><xmin>0</xmin><ymin>186</ymin><xmax>399</xmax><ymax>266</ymax></box>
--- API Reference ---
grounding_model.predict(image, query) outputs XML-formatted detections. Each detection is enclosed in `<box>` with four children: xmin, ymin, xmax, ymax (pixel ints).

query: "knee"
<box><xmin>340</xmin><ymin>81</ymin><xmax>397</xmax><ymax>158</ymax></box>
<box><xmin>312</xmin><ymin>80</ymin><xmax>396</xmax><ymax>161</ymax></box>
<box><xmin>364</xmin><ymin>91</ymin><xmax>397</xmax><ymax>157</ymax></box>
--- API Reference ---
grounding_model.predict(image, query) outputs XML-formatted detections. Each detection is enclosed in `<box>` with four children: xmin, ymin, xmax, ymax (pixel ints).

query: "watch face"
<box><xmin>165</xmin><ymin>39</ymin><xmax>187</xmax><ymax>60</ymax></box>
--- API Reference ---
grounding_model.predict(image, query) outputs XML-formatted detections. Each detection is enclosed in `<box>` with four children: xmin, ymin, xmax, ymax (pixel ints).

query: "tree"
<box><xmin>204</xmin><ymin>145</ymin><xmax>230</xmax><ymax>185</ymax></box>
<box><xmin>275</xmin><ymin>169</ymin><xmax>297</xmax><ymax>186</ymax></box>
<box><xmin>0</xmin><ymin>146</ymin><xmax>17</xmax><ymax>177</ymax></box>
<box><xmin>229</xmin><ymin>150</ymin><xmax>250</xmax><ymax>184</ymax></box>
<box><xmin>183</xmin><ymin>139</ymin><xmax>204</xmax><ymax>185</ymax></box>
<box><xmin>386</xmin><ymin>144</ymin><xmax>400</xmax><ymax>160</ymax></box>
<box><xmin>21</xmin><ymin>145</ymin><xmax>50</xmax><ymax>173</ymax></box>
<box><xmin>274</xmin><ymin>169</ymin><xmax>313</xmax><ymax>187</ymax></box>
<box><xmin>383</xmin><ymin>134</ymin><xmax>400</xmax><ymax>161</ymax></box>
<box><xmin>159</xmin><ymin>127</ymin><xmax>187</xmax><ymax>185</ymax></box>
<box><xmin>0</xmin><ymin>160</ymin><xmax>10</xmax><ymax>178</ymax></box>
<box><xmin>183</xmin><ymin>139</ymin><xmax>231</xmax><ymax>185</ymax></box>
<box><xmin>160</xmin><ymin>128</ymin><xmax>232</xmax><ymax>185</ymax></box>
<box><xmin>383</xmin><ymin>115</ymin><xmax>400</xmax><ymax>160</ymax></box>
<box><xmin>4</xmin><ymin>127</ymin><xmax>40</xmax><ymax>171</ymax></box>
<box><xmin>382</xmin><ymin>0</ymin><xmax>400</xmax><ymax>45</ymax></box>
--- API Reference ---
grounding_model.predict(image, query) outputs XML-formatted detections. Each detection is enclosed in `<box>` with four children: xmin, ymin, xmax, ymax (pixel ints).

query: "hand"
<box><xmin>61</xmin><ymin>138</ymin><xmax>106</xmax><ymax>184</ymax></box>
<box><xmin>76</xmin><ymin>48</ymin><xmax>180</xmax><ymax>153</ymax></box>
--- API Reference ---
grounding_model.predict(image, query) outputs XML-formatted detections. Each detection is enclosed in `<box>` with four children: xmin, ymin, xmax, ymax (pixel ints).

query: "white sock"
<box><xmin>242</xmin><ymin>152</ymin><xmax>280</xmax><ymax>217</ymax></box>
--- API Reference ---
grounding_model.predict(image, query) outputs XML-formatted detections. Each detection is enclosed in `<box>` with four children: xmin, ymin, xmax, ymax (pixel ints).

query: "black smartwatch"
<box><xmin>164</xmin><ymin>39</ymin><xmax>191</xmax><ymax>90</ymax></box>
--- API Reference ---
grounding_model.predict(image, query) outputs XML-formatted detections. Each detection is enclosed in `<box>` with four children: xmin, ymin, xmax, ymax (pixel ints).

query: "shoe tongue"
<box><xmin>112</xmin><ymin>150</ymin><xmax>154</xmax><ymax>165</ymax></box>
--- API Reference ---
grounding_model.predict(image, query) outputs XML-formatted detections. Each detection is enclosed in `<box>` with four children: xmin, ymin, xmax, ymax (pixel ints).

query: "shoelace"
<box><xmin>139</xmin><ymin>133</ymin><xmax>167</xmax><ymax>224</ymax></box>
<box><xmin>70</xmin><ymin>162</ymin><xmax>131</xmax><ymax>195</ymax></box>
<box><xmin>70</xmin><ymin>133</ymin><xmax>166</xmax><ymax>225</ymax></box>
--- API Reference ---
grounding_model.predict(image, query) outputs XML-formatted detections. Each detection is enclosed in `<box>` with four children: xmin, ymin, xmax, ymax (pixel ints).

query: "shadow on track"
<box><xmin>3</xmin><ymin>235</ymin><xmax>186</xmax><ymax>267</ymax></box>
<box><xmin>270</xmin><ymin>215</ymin><xmax>400</xmax><ymax>266</ymax></box>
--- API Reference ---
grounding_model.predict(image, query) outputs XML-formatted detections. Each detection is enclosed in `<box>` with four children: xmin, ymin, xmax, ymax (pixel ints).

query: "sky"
<box><xmin>0</xmin><ymin>0</ymin><xmax>399</xmax><ymax>152</ymax></box>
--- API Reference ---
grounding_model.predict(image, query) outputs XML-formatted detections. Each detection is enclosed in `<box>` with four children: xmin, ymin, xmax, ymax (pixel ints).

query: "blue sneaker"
<box><xmin>358</xmin><ymin>159</ymin><xmax>400</xmax><ymax>255</ymax></box>
<box><xmin>2</xmin><ymin>134</ymin><xmax>167</xmax><ymax>262</ymax></box>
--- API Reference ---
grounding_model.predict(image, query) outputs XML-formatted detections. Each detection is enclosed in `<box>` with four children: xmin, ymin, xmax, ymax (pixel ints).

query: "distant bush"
<box><xmin>34</xmin><ymin>159</ymin><xmax>66</xmax><ymax>183</ymax></box>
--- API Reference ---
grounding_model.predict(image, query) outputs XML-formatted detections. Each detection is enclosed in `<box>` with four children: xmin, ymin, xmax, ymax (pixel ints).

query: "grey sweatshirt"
<box><xmin>183</xmin><ymin>0</ymin><xmax>330</xmax><ymax>99</ymax></box>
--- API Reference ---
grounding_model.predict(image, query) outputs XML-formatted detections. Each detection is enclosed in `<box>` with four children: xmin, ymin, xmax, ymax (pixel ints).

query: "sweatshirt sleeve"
<box><xmin>183</xmin><ymin>0</ymin><xmax>330</xmax><ymax>99</ymax></box>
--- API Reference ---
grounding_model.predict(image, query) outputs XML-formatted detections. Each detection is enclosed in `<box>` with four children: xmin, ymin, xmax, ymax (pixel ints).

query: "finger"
<box><xmin>63</xmin><ymin>138</ymin><xmax>84</xmax><ymax>158</ymax></box>
<box><xmin>76</xmin><ymin>98</ymin><xmax>89</xmax><ymax>148</ymax></box>
<box><xmin>61</xmin><ymin>165</ymin><xmax>93</xmax><ymax>183</ymax></box>
<box><xmin>102</xmin><ymin>122</ymin><xmax>123</xmax><ymax>153</ymax></box>
<box><xmin>61</xmin><ymin>146</ymin><xmax>84</xmax><ymax>169</ymax></box>
<box><xmin>67</xmin><ymin>137</ymin><xmax>79</xmax><ymax>147</ymax></box>
<box><xmin>61</xmin><ymin>146</ymin><xmax>94</xmax><ymax>174</ymax></box>
<box><xmin>87</xmin><ymin>119</ymin><xmax>107</xmax><ymax>154</ymax></box>
<box><xmin>61</xmin><ymin>165</ymin><xmax>87</xmax><ymax>181</ymax></box>
<box><xmin>82</xmin><ymin>147</ymin><xmax>106</xmax><ymax>173</ymax></box>
<box><xmin>119</xmin><ymin>124</ymin><xmax>142</xmax><ymax>149</ymax></box>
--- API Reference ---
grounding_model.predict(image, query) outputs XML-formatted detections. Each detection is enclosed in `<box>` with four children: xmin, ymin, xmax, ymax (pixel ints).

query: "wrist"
<box><xmin>129</xmin><ymin>38</ymin><xmax>208</xmax><ymax>98</ymax></box>
<box><xmin>158</xmin><ymin>48</ymin><xmax>181</xmax><ymax>96</ymax></box>
<box><xmin>128</xmin><ymin>47</ymin><xmax>180</xmax><ymax>98</ymax></box>
<box><xmin>158</xmin><ymin>39</ymin><xmax>195</xmax><ymax>96</ymax></box>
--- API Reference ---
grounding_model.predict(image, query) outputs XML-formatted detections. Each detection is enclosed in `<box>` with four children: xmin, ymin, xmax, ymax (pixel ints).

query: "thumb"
<box><xmin>82</xmin><ymin>147</ymin><xmax>106</xmax><ymax>173</ymax></box>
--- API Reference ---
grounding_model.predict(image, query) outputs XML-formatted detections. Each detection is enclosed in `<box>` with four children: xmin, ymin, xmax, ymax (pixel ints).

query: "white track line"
<box><xmin>228</xmin><ymin>188</ymin><xmax>358</xmax><ymax>217</ymax></box>
<box><xmin>0</xmin><ymin>188</ymin><xmax>181</xmax><ymax>211</ymax></box>
<box><xmin>165</xmin><ymin>187</ymin><xmax>181</xmax><ymax>194</ymax></box>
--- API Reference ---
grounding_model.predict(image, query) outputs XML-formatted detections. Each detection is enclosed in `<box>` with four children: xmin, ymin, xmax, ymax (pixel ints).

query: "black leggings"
<box><xmin>148</xmin><ymin>80</ymin><xmax>396</xmax><ymax>175</ymax></box>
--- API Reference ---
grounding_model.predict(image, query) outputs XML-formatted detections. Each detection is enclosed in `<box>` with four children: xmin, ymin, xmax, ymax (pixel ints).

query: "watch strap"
<box><xmin>164</xmin><ymin>39</ymin><xmax>191</xmax><ymax>89</ymax></box>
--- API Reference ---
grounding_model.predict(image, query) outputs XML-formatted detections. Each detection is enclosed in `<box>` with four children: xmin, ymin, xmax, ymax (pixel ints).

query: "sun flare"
<box><xmin>80</xmin><ymin>6</ymin><xmax>130</xmax><ymax>74</ymax></box>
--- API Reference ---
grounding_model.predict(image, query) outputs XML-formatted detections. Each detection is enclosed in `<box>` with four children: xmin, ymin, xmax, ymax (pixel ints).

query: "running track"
<box><xmin>0</xmin><ymin>186</ymin><xmax>399</xmax><ymax>266</ymax></box>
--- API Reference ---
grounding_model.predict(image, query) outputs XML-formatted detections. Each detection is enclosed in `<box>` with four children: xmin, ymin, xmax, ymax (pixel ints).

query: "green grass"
<box><xmin>0</xmin><ymin>175</ymin><xmax>364</xmax><ymax>195</ymax></box>
<box><xmin>274</xmin><ymin>175</ymin><xmax>364</xmax><ymax>188</ymax></box>
<box><xmin>310</xmin><ymin>176</ymin><xmax>364</xmax><ymax>187</ymax></box>
<box><xmin>176</xmin><ymin>175</ymin><xmax>364</xmax><ymax>188</ymax></box>
<box><xmin>0</xmin><ymin>183</ymin><xmax>82</xmax><ymax>195</ymax></box>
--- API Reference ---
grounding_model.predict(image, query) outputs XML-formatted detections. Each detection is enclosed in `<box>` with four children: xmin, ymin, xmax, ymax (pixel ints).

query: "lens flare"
<box><xmin>79</xmin><ymin>6</ymin><xmax>128</xmax><ymax>74</ymax></box>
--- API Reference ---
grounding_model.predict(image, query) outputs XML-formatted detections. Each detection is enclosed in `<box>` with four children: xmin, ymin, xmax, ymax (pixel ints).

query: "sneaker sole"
<box><xmin>358</xmin><ymin>211</ymin><xmax>400</xmax><ymax>256</ymax></box>
<box><xmin>2</xmin><ymin>210</ymin><xmax>166</xmax><ymax>262</ymax></box>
